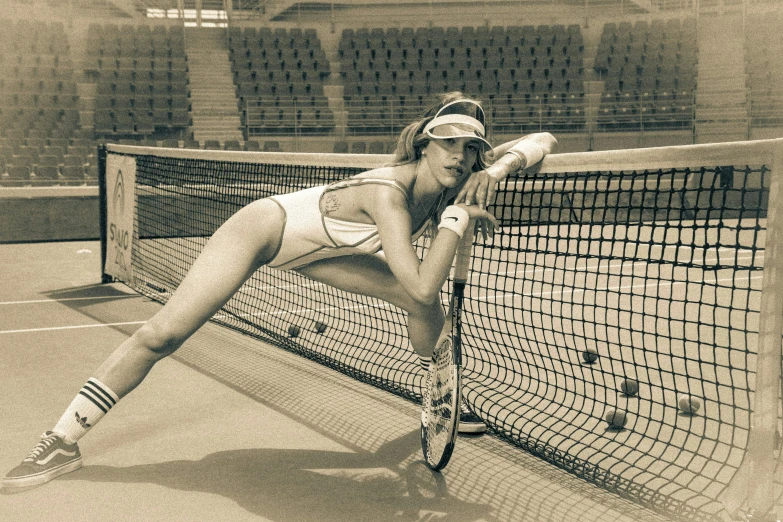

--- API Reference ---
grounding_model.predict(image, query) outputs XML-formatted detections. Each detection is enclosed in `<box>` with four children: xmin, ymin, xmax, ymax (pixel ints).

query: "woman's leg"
<box><xmin>296</xmin><ymin>254</ymin><xmax>445</xmax><ymax>358</ymax></box>
<box><xmin>3</xmin><ymin>199</ymin><xmax>285</xmax><ymax>488</ymax></box>
<box><xmin>298</xmin><ymin>254</ymin><xmax>487</xmax><ymax>434</ymax></box>
<box><xmin>97</xmin><ymin>198</ymin><xmax>285</xmax><ymax>398</ymax></box>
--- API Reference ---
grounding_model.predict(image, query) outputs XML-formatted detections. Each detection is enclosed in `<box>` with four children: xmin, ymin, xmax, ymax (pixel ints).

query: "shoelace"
<box><xmin>23</xmin><ymin>434</ymin><xmax>59</xmax><ymax>462</ymax></box>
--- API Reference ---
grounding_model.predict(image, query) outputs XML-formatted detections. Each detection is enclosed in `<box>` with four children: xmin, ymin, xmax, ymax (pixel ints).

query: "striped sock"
<box><xmin>53</xmin><ymin>378</ymin><xmax>119</xmax><ymax>444</ymax></box>
<box><xmin>418</xmin><ymin>355</ymin><xmax>431</xmax><ymax>373</ymax></box>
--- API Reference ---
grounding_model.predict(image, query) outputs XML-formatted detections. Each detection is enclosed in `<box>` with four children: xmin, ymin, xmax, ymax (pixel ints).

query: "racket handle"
<box><xmin>453</xmin><ymin>219</ymin><xmax>474</xmax><ymax>282</ymax></box>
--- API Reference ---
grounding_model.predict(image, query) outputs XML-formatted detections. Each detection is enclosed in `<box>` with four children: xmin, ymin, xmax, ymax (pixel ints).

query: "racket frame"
<box><xmin>421</xmin><ymin>222</ymin><xmax>474</xmax><ymax>471</ymax></box>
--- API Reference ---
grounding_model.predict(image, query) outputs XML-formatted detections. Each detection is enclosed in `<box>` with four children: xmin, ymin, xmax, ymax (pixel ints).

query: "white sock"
<box><xmin>53</xmin><ymin>378</ymin><xmax>119</xmax><ymax>444</ymax></box>
<box><xmin>418</xmin><ymin>355</ymin><xmax>431</xmax><ymax>373</ymax></box>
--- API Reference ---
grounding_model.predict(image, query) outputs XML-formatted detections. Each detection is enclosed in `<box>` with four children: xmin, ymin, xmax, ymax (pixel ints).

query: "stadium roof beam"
<box><xmin>105</xmin><ymin>0</ymin><xmax>143</xmax><ymax>18</ymax></box>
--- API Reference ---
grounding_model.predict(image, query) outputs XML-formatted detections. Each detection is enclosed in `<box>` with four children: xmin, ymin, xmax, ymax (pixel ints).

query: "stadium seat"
<box><xmin>35</xmin><ymin>165</ymin><xmax>59</xmax><ymax>184</ymax></box>
<box><xmin>368</xmin><ymin>142</ymin><xmax>385</xmax><ymax>154</ymax></box>
<box><xmin>5</xmin><ymin>165</ymin><xmax>30</xmax><ymax>184</ymax></box>
<box><xmin>60</xmin><ymin>165</ymin><xmax>84</xmax><ymax>183</ymax></box>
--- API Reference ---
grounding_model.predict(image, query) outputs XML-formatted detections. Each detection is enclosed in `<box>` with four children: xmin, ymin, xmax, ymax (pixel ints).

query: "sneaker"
<box><xmin>3</xmin><ymin>432</ymin><xmax>82</xmax><ymax>488</ymax></box>
<box><xmin>458</xmin><ymin>401</ymin><xmax>486</xmax><ymax>434</ymax></box>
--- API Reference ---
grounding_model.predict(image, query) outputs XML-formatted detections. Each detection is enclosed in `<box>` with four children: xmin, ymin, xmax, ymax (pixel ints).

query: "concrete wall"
<box><xmin>0</xmin><ymin>188</ymin><xmax>100</xmax><ymax>243</ymax></box>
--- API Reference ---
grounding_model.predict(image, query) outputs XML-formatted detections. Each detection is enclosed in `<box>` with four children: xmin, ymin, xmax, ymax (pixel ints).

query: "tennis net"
<box><xmin>99</xmin><ymin>140</ymin><xmax>783</xmax><ymax>521</ymax></box>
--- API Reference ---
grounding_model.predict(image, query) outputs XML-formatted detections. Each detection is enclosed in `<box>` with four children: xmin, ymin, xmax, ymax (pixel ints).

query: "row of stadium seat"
<box><xmin>340</xmin><ymin>24</ymin><xmax>582</xmax><ymax>52</ymax></box>
<box><xmin>228</xmin><ymin>27</ymin><xmax>320</xmax><ymax>51</ymax></box>
<box><xmin>333</xmin><ymin>140</ymin><xmax>394</xmax><ymax>154</ymax></box>
<box><xmin>0</xmin><ymin>18</ymin><xmax>70</xmax><ymax>54</ymax></box>
<box><xmin>86</xmin><ymin>24</ymin><xmax>185</xmax><ymax>56</ymax></box>
<box><xmin>0</xmin><ymin>133</ymin><xmax>97</xmax><ymax>186</ymax></box>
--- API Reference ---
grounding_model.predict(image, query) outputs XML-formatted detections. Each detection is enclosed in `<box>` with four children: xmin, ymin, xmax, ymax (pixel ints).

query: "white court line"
<box><xmin>215</xmin><ymin>299</ymin><xmax>397</xmax><ymax>322</ymax></box>
<box><xmin>477</xmin><ymin>273</ymin><xmax>765</xmax><ymax>303</ymax></box>
<box><xmin>0</xmin><ymin>295</ymin><xmax>138</xmax><ymax>306</ymax></box>
<box><xmin>495</xmin><ymin>249</ymin><xmax>760</xmax><ymax>280</ymax></box>
<box><xmin>0</xmin><ymin>321</ymin><xmax>146</xmax><ymax>335</ymax></box>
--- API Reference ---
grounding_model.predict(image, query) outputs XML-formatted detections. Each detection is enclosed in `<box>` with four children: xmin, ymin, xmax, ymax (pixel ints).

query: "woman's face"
<box><xmin>422</xmin><ymin>137</ymin><xmax>481</xmax><ymax>189</ymax></box>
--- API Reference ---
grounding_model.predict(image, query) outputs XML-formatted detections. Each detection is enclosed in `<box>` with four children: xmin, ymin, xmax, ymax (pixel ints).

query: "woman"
<box><xmin>4</xmin><ymin>92</ymin><xmax>556</xmax><ymax>488</ymax></box>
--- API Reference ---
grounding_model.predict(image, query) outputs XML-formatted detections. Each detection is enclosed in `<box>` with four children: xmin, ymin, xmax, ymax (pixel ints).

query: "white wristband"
<box><xmin>506</xmin><ymin>140</ymin><xmax>545</xmax><ymax>168</ymax></box>
<box><xmin>437</xmin><ymin>205</ymin><xmax>470</xmax><ymax>238</ymax></box>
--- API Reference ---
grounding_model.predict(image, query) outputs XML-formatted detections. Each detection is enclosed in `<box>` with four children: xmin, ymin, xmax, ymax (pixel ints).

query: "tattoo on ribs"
<box><xmin>324</xmin><ymin>193</ymin><xmax>340</xmax><ymax>214</ymax></box>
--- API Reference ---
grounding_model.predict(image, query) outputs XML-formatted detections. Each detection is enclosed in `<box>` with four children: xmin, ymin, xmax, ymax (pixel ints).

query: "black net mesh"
<box><xmin>103</xmin><ymin>148</ymin><xmax>776</xmax><ymax>521</ymax></box>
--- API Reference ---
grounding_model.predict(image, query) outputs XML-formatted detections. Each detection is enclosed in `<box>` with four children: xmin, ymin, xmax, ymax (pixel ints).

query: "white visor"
<box><xmin>422</xmin><ymin>101</ymin><xmax>491</xmax><ymax>150</ymax></box>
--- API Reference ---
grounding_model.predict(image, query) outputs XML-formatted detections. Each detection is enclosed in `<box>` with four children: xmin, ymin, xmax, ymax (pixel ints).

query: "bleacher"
<box><xmin>86</xmin><ymin>23</ymin><xmax>190</xmax><ymax>137</ymax></box>
<box><xmin>339</xmin><ymin>24</ymin><xmax>586</xmax><ymax>134</ymax></box>
<box><xmin>0</xmin><ymin>19</ymin><xmax>93</xmax><ymax>185</ymax></box>
<box><xmin>229</xmin><ymin>27</ymin><xmax>335</xmax><ymax>135</ymax></box>
<box><xmin>594</xmin><ymin>18</ymin><xmax>697</xmax><ymax>130</ymax></box>
<box><xmin>745</xmin><ymin>10</ymin><xmax>783</xmax><ymax>127</ymax></box>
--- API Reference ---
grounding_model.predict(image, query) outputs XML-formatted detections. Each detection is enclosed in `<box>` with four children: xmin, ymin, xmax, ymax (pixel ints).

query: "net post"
<box><xmin>720</xmin><ymin>138</ymin><xmax>783</xmax><ymax>520</ymax></box>
<box><xmin>97</xmin><ymin>144</ymin><xmax>112</xmax><ymax>284</ymax></box>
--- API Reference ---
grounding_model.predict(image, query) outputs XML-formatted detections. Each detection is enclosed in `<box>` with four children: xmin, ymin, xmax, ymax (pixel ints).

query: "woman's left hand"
<box><xmin>454</xmin><ymin>169</ymin><xmax>500</xmax><ymax>210</ymax></box>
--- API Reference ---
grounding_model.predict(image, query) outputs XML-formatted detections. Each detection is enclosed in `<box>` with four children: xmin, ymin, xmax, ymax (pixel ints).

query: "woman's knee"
<box><xmin>131</xmin><ymin>321</ymin><xmax>187</xmax><ymax>359</ymax></box>
<box><xmin>408</xmin><ymin>298</ymin><xmax>445</xmax><ymax>327</ymax></box>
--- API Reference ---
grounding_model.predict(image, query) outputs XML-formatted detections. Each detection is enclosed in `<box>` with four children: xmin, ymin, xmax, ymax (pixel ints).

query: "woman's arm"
<box><xmin>370</xmin><ymin>189</ymin><xmax>496</xmax><ymax>304</ymax></box>
<box><xmin>456</xmin><ymin>132</ymin><xmax>558</xmax><ymax>209</ymax></box>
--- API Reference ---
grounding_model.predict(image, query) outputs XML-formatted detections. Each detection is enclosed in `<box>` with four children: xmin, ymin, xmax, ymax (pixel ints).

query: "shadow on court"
<box><xmin>57</xmin><ymin>437</ymin><xmax>495</xmax><ymax>522</ymax></box>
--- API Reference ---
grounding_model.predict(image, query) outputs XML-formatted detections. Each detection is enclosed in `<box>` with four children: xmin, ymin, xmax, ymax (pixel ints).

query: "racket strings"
<box><xmin>425</xmin><ymin>340</ymin><xmax>458</xmax><ymax>456</ymax></box>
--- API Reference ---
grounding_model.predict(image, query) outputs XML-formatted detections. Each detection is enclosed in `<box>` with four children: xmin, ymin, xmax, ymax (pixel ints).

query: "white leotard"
<box><xmin>267</xmin><ymin>177</ymin><xmax>431</xmax><ymax>271</ymax></box>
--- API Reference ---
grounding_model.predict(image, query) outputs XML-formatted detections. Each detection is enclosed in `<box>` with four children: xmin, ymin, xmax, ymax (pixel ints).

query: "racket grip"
<box><xmin>453</xmin><ymin>219</ymin><xmax>474</xmax><ymax>282</ymax></box>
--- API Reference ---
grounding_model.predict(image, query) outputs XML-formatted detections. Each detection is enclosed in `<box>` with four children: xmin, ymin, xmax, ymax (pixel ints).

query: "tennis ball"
<box><xmin>605</xmin><ymin>409</ymin><xmax>628</xmax><ymax>429</ymax></box>
<box><xmin>314</xmin><ymin>321</ymin><xmax>328</xmax><ymax>333</ymax></box>
<box><xmin>678</xmin><ymin>394</ymin><xmax>702</xmax><ymax>414</ymax></box>
<box><xmin>620</xmin><ymin>378</ymin><xmax>639</xmax><ymax>397</ymax></box>
<box><xmin>288</xmin><ymin>325</ymin><xmax>300</xmax><ymax>338</ymax></box>
<box><xmin>582</xmin><ymin>347</ymin><xmax>599</xmax><ymax>364</ymax></box>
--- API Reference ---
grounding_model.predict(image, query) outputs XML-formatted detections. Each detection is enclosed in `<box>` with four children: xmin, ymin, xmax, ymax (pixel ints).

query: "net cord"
<box><xmin>107</xmin><ymin>137</ymin><xmax>783</xmax><ymax>174</ymax></box>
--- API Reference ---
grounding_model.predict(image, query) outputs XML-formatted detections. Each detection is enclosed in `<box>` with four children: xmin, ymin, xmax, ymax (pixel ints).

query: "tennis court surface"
<box><xmin>0</xmin><ymin>240</ymin><xmax>672</xmax><ymax>522</ymax></box>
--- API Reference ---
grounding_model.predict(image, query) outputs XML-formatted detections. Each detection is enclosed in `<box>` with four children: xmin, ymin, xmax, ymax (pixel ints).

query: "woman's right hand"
<box><xmin>454</xmin><ymin>203</ymin><xmax>499</xmax><ymax>241</ymax></box>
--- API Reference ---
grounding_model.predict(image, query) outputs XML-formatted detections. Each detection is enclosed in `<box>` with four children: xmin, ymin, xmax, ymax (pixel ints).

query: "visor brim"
<box><xmin>426</xmin><ymin>123</ymin><xmax>492</xmax><ymax>150</ymax></box>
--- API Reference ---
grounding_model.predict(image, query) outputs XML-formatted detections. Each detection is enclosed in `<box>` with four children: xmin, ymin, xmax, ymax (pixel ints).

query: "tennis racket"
<box><xmin>421</xmin><ymin>220</ymin><xmax>474</xmax><ymax>471</ymax></box>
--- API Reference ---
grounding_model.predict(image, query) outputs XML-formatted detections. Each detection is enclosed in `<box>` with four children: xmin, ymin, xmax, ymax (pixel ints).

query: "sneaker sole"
<box><xmin>458</xmin><ymin>422</ymin><xmax>487</xmax><ymax>434</ymax></box>
<box><xmin>2</xmin><ymin>457</ymin><xmax>83</xmax><ymax>489</ymax></box>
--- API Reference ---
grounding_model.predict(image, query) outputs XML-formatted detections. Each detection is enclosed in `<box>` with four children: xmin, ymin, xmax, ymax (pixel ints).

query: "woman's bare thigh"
<box><xmin>146</xmin><ymin>198</ymin><xmax>284</xmax><ymax>342</ymax></box>
<box><xmin>295</xmin><ymin>254</ymin><xmax>425</xmax><ymax>313</ymax></box>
